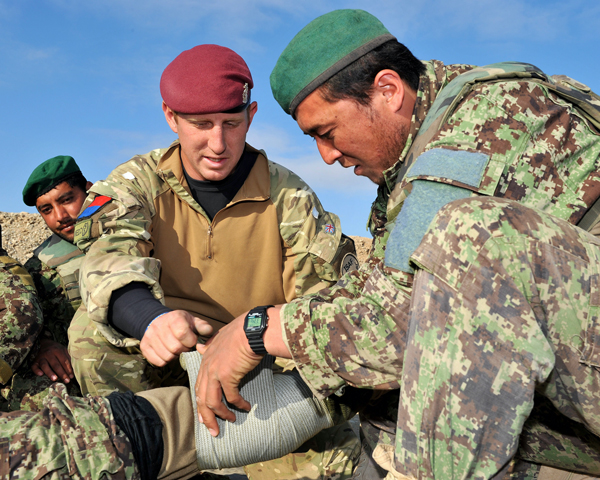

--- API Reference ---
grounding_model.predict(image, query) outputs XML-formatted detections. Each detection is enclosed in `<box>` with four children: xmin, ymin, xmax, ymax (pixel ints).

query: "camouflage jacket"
<box><xmin>281</xmin><ymin>59</ymin><xmax>600</xmax><ymax>397</ymax></box>
<box><xmin>0</xmin><ymin>250</ymin><xmax>43</xmax><ymax>385</ymax></box>
<box><xmin>24</xmin><ymin>234</ymin><xmax>85</xmax><ymax>347</ymax></box>
<box><xmin>75</xmin><ymin>141</ymin><xmax>356</xmax><ymax>347</ymax></box>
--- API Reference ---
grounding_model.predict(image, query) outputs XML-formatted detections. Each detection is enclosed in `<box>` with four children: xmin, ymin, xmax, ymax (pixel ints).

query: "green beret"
<box><xmin>270</xmin><ymin>9</ymin><xmax>395</xmax><ymax>117</ymax></box>
<box><xmin>23</xmin><ymin>155</ymin><xmax>81</xmax><ymax>206</ymax></box>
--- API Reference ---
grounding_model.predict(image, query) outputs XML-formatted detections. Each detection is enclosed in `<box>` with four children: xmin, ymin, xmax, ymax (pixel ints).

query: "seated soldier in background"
<box><xmin>70</xmin><ymin>44</ymin><xmax>359</xmax><ymax>479</ymax></box>
<box><xmin>0</xmin><ymin>156</ymin><xmax>90</xmax><ymax>410</ymax></box>
<box><xmin>0</xmin><ymin>241</ymin><xmax>48</xmax><ymax>410</ymax></box>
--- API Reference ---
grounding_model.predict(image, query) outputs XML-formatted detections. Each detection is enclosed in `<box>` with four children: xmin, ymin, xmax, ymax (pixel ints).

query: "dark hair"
<box><xmin>63</xmin><ymin>172</ymin><xmax>88</xmax><ymax>193</ymax></box>
<box><xmin>320</xmin><ymin>40</ymin><xmax>426</xmax><ymax>107</ymax></box>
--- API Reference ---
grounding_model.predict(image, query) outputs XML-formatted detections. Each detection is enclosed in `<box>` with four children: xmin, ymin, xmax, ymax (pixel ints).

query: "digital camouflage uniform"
<box><xmin>280</xmin><ymin>60</ymin><xmax>600</xmax><ymax>479</ymax></box>
<box><xmin>70</xmin><ymin>141</ymin><xmax>359</xmax><ymax>479</ymax></box>
<box><xmin>0</xmin><ymin>250</ymin><xmax>50</xmax><ymax>411</ymax></box>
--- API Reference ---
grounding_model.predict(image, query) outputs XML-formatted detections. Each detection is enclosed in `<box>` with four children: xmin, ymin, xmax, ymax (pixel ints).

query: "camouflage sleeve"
<box><xmin>0</xmin><ymin>253</ymin><xmax>44</xmax><ymax>384</ymax></box>
<box><xmin>269</xmin><ymin>161</ymin><xmax>358</xmax><ymax>300</ymax></box>
<box><xmin>24</xmin><ymin>254</ymin><xmax>71</xmax><ymax>346</ymax></box>
<box><xmin>278</xmin><ymin>79</ymin><xmax>600</xmax><ymax>399</ymax></box>
<box><xmin>279</xmin><ymin>260</ymin><xmax>412</xmax><ymax>399</ymax></box>
<box><xmin>75</xmin><ymin>152</ymin><xmax>168</xmax><ymax>341</ymax></box>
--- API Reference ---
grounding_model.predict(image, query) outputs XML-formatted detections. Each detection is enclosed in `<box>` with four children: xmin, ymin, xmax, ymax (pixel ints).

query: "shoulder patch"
<box><xmin>74</xmin><ymin>219</ymin><xmax>93</xmax><ymax>243</ymax></box>
<box><xmin>340</xmin><ymin>253</ymin><xmax>359</xmax><ymax>276</ymax></box>
<box><xmin>78</xmin><ymin>195</ymin><xmax>112</xmax><ymax>219</ymax></box>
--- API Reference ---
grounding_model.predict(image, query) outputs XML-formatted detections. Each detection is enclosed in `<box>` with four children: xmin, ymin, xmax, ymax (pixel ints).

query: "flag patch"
<box><xmin>79</xmin><ymin>195</ymin><xmax>112</xmax><ymax>218</ymax></box>
<box><xmin>324</xmin><ymin>224</ymin><xmax>335</xmax><ymax>234</ymax></box>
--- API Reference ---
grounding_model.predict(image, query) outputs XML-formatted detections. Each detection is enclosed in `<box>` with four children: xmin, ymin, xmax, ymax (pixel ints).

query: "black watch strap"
<box><xmin>245</xmin><ymin>305</ymin><xmax>273</xmax><ymax>356</ymax></box>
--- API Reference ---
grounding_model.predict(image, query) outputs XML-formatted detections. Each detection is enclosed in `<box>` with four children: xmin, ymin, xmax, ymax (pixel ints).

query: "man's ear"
<box><xmin>85</xmin><ymin>181</ymin><xmax>93</xmax><ymax>191</ymax></box>
<box><xmin>162</xmin><ymin>102</ymin><xmax>179</xmax><ymax>134</ymax></box>
<box><xmin>373</xmin><ymin>69</ymin><xmax>405</xmax><ymax>114</ymax></box>
<box><xmin>246</xmin><ymin>101</ymin><xmax>258</xmax><ymax>131</ymax></box>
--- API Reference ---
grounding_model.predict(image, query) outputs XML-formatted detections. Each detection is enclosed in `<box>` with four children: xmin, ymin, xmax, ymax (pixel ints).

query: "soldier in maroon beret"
<box><xmin>160</xmin><ymin>44</ymin><xmax>257</xmax><ymax>183</ymax></box>
<box><xmin>68</xmin><ymin>44</ymin><xmax>360</xmax><ymax>479</ymax></box>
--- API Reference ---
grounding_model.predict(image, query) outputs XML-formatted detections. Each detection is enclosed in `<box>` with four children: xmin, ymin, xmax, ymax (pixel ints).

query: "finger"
<box><xmin>222</xmin><ymin>384</ymin><xmax>251</xmax><ymax>412</ymax></box>
<box><xmin>192</xmin><ymin>317</ymin><xmax>213</xmax><ymax>338</ymax></box>
<box><xmin>31</xmin><ymin>362</ymin><xmax>44</xmax><ymax>377</ymax></box>
<box><xmin>140</xmin><ymin>342</ymin><xmax>171</xmax><ymax>367</ymax></box>
<box><xmin>61</xmin><ymin>357</ymin><xmax>75</xmax><ymax>378</ymax></box>
<box><xmin>168</xmin><ymin>316</ymin><xmax>201</xmax><ymax>350</ymax></box>
<box><xmin>205</xmin><ymin>376</ymin><xmax>237</xmax><ymax>423</ymax></box>
<box><xmin>47</xmin><ymin>357</ymin><xmax>70</xmax><ymax>383</ymax></box>
<box><xmin>195</xmin><ymin>373</ymin><xmax>219</xmax><ymax>436</ymax></box>
<box><xmin>196</xmin><ymin>343</ymin><xmax>207</xmax><ymax>354</ymax></box>
<box><xmin>39</xmin><ymin>361</ymin><xmax>58</xmax><ymax>382</ymax></box>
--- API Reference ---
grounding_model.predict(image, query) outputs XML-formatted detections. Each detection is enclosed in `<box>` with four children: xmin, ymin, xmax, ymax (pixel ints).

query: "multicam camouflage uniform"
<box><xmin>71</xmin><ymin>141</ymin><xmax>359</xmax><ymax>479</ymax></box>
<box><xmin>0</xmin><ymin>250</ymin><xmax>51</xmax><ymax>411</ymax></box>
<box><xmin>280</xmin><ymin>60</ymin><xmax>600</xmax><ymax>479</ymax></box>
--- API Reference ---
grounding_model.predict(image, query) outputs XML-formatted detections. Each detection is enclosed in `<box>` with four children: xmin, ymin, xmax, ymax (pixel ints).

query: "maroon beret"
<box><xmin>160</xmin><ymin>44</ymin><xmax>253</xmax><ymax>114</ymax></box>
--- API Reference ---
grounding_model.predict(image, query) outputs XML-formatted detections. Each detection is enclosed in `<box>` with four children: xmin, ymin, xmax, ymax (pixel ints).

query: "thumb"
<box><xmin>193</xmin><ymin>317</ymin><xmax>213</xmax><ymax>338</ymax></box>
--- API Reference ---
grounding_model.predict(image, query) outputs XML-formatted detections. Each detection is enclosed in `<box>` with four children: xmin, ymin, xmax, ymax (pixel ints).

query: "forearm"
<box><xmin>281</xmin><ymin>264</ymin><xmax>411</xmax><ymax>398</ymax></box>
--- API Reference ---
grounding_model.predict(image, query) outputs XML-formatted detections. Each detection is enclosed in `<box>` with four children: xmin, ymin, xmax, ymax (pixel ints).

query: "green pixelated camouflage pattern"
<box><xmin>395</xmin><ymin>197</ymin><xmax>600</xmax><ymax>478</ymax></box>
<box><xmin>281</xmin><ymin>60</ymin><xmax>600</xmax><ymax>478</ymax></box>
<box><xmin>0</xmin><ymin>251</ymin><xmax>42</xmax><ymax>385</ymax></box>
<box><xmin>0</xmin><ymin>250</ymin><xmax>80</xmax><ymax>413</ymax></box>
<box><xmin>24</xmin><ymin>234</ymin><xmax>84</xmax><ymax>347</ymax></box>
<box><xmin>75</xmin><ymin>141</ymin><xmax>352</xmax><ymax>348</ymax></box>
<box><xmin>0</xmin><ymin>383</ymin><xmax>139</xmax><ymax>479</ymax></box>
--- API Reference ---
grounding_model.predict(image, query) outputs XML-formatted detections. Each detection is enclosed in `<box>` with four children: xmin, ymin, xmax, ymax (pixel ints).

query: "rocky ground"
<box><xmin>0</xmin><ymin>210</ymin><xmax>372</xmax><ymax>265</ymax></box>
<box><xmin>0</xmin><ymin>212</ymin><xmax>51</xmax><ymax>263</ymax></box>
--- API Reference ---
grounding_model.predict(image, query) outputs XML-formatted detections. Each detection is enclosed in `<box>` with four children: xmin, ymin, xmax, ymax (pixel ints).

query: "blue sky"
<box><xmin>1</xmin><ymin>0</ymin><xmax>599</xmax><ymax>236</ymax></box>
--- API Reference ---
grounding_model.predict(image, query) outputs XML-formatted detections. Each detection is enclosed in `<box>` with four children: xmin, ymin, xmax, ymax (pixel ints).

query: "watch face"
<box><xmin>246</xmin><ymin>312</ymin><xmax>263</xmax><ymax>331</ymax></box>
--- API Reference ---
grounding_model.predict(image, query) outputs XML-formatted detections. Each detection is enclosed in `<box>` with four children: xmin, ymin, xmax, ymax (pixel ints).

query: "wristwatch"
<box><xmin>244</xmin><ymin>305</ymin><xmax>274</xmax><ymax>355</ymax></box>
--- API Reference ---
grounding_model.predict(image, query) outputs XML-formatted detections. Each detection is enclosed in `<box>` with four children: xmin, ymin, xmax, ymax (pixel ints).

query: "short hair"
<box><xmin>62</xmin><ymin>172</ymin><xmax>88</xmax><ymax>194</ymax></box>
<box><xmin>319</xmin><ymin>40</ymin><xmax>426</xmax><ymax>107</ymax></box>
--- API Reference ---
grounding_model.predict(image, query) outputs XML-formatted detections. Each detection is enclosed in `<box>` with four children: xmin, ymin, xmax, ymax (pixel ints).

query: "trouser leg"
<box><xmin>137</xmin><ymin>386</ymin><xmax>199</xmax><ymax>480</ymax></box>
<box><xmin>395</xmin><ymin>197</ymin><xmax>600</xmax><ymax>479</ymax></box>
<box><xmin>0</xmin><ymin>383</ymin><xmax>139</xmax><ymax>479</ymax></box>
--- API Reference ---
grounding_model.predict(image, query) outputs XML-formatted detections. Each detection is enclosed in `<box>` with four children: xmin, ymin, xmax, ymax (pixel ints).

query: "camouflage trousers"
<box><xmin>68</xmin><ymin>307</ymin><xmax>188</xmax><ymax>396</ymax></box>
<box><xmin>0</xmin><ymin>383</ymin><xmax>139</xmax><ymax>479</ymax></box>
<box><xmin>392</xmin><ymin>197</ymin><xmax>600</xmax><ymax>479</ymax></box>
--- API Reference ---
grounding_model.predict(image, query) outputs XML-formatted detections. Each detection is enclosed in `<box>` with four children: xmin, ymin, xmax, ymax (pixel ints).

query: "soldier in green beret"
<box><xmin>193</xmin><ymin>8</ymin><xmax>600</xmax><ymax>480</ymax></box>
<box><xmin>0</xmin><ymin>155</ymin><xmax>92</xmax><ymax>410</ymax></box>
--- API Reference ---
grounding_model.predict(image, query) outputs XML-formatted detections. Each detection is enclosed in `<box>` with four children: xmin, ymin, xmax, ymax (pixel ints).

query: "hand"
<box><xmin>140</xmin><ymin>310</ymin><xmax>213</xmax><ymax>367</ymax></box>
<box><xmin>195</xmin><ymin>306</ymin><xmax>291</xmax><ymax>436</ymax></box>
<box><xmin>31</xmin><ymin>339</ymin><xmax>74</xmax><ymax>383</ymax></box>
<box><xmin>195</xmin><ymin>314</ymin><xmax>263</xmax><ymax>436</ymax></box>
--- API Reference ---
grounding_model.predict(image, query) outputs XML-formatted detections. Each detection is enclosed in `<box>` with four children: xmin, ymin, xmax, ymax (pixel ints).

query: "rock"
<box><xmin>0</xmin><ymin>212</ymin><xmax>51</xmax><ymax>264</ymax></box>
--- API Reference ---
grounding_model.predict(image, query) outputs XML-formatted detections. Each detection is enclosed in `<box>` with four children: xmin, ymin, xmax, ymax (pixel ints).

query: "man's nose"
<box><xmin>208</xmin><ymin>127</ymin><xmax>226</xmax><ymax>155</ymax></box>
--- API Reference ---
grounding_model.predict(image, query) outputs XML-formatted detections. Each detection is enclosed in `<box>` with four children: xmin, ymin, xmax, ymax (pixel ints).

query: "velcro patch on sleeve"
<box><xmin>74</xmin><ymin>218</ymin><xmax>93</xmax><ymax>242</ymax></box>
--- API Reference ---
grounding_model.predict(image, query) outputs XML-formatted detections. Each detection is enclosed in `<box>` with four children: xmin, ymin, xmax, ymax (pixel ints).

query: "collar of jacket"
<box><xmin>155</xmin><ymin>140</ymin><xmax>271</xmax><ymax>216</ymax></box>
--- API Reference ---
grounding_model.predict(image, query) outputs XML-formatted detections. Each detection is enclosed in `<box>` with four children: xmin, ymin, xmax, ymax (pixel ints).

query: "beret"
<box><xmin>160</xmin><ymin>44</ymin><xmax>253</xmax><ymax>114</ymax></box>
<box><xmin>23</xmin><ymin>155</ymin><xmax>81</xmax><ymax>206</ymax></box>
<box><xmin>270</xmin><ymin>9</ymin><xmax>395</xmax><ymax>117</ymax></box>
